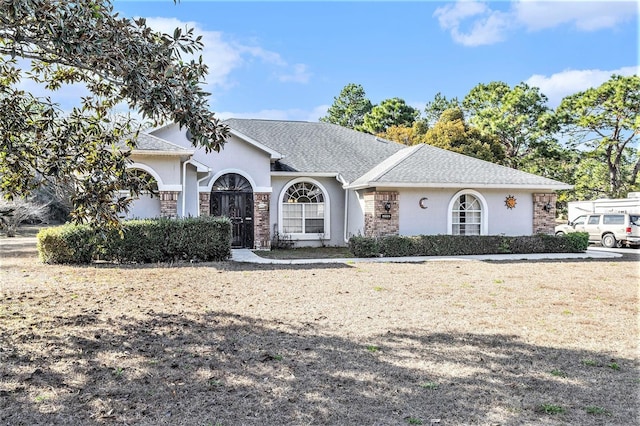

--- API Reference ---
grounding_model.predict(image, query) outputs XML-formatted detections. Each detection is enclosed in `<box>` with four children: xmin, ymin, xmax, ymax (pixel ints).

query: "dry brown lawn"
<box><xmin>1</xmin><ymin>236</ymin><xmax>638</xmax><ymax>425</ymax></box>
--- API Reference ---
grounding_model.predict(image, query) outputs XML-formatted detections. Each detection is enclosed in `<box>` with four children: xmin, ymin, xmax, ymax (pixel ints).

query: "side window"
<box><xmin>630</xmin><ymin>215</ymin><xmax>639</xmax><ymax>226</ymax></box>
<box><xmin>587</xmin><ymin>215</ymin><xmax>601</xmax><ymax>225</ymax></box>
<box><xmin>573</xmin><ymin>216</ymin><xmax>586</xmax><ymax>226</ymax></box>
<box><xmin>603</xmin><ymin>215</ymin><xmax>624</xmax><ymax>225</ymax></box>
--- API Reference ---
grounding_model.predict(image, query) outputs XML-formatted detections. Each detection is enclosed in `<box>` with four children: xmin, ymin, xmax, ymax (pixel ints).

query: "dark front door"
<box><xmin>210</xmin><ymin>174</ymin><xmax>254</xmax><ymax>248</ymax></box>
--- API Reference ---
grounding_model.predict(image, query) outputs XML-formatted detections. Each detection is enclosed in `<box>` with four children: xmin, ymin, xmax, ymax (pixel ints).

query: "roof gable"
<box><xmin>223</xmin><ymin>118</ymin><xmax>405</xmax><ymax>183</ymax></box>
<box><xmin>349</xmin><ymin>144</ymin><xmax>572</xmax><ymax>190</ymax></box>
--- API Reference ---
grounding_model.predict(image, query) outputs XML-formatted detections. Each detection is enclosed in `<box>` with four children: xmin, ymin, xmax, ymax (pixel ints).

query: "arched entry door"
<box><xmin>210</xmin><ymin>173</ymin><xmax>254</xmax><ymax>248</ymax></box>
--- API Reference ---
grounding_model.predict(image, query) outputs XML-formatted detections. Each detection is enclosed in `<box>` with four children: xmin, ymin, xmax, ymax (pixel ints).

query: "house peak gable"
<box><xmin>348</xmin><ymin>143</ymin><xmax>572</xmax><ymax>190</ymax></box>
<box><xmin>223</xmin><ymin>118</ymin><xmax>405</xmax><ymax>183</ymax></box>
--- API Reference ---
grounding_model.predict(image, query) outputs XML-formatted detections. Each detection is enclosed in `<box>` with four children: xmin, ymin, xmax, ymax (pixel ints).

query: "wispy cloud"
<box><xmin>513</xmin><ymin>1</ymin><xmax>638</xmax><ymax>31</ymax></box>
<box><xmin>525</xmin><ymin>66</ymin><xmax>639</xmax><ymax>106</ymax></box>
<box><xmin>146</xmin><ymin>17</ymin><xmax>311</xmax><ymax>89</ymax></box>
<box><xmin>434</xmin><ymin>0</ymin><xmax>637</xmax><ymax>47</ymax></box>
<box><xmin>278</xmin><ymin>63</ymin><xmax>312</xmax><ymax>84</ymax></box>
<box><xmin>218</xmin><ymin>104</ymin><xmax>328</xmax><ymax>122</ymax></box>
<box><xmin>433</xmin><ymin>1</ymin><xmax>511</xmax><ymax>46</ymax></box>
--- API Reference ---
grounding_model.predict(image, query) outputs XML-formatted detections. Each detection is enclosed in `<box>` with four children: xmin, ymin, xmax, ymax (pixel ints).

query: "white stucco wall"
<box><xmin>152</xmin><ymin>125</ymin><xmax>272</xmax><ymax>192</ymax></box>
<box><xmin>129</xmin><ymin>155</ymin><xmax>182</xmax><ymax>189</ymax></box>
<box><xmin>398</xmin><ymin>188</ymin><xmax>534</xmax><ymax>236</ymax></box>
<box><xmin>270</xmin><ymin>175</ymin><xmax>346</xmax><ymax>247</ymax></box>
<box><xmin>180</xmin><ymin>167</ymin><xmax>199</xmax><ymax>217</ymax></box>
<box><xmin>346</xmin><ymin>189</ymin><xmax>366</xmax><ymax>238</ymax></box>
<box><xmin>123</xmin><ymin>193</ymin><xmax>161</xmax><ymax>219</ymax></box>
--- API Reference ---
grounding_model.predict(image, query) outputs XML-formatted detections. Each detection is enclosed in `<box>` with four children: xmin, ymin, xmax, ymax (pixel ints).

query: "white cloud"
<box><xmin>435</xmin><ymin>1</ymin><xmax>638</xmax><ymax>46</ymax></box>
<box><xmin>278</xmin><ymin>63</ymin><xmax>312</xmax><ymax>84</ymax></box>
<box><xmin>145</xmin><ymin>17</ymin><xmax>241</xmax><ymax>90</ymax></box>
<box><xmin>513</xmin><ymin>0</ymin><xmax>638</xmax><ymax>31</ymax></box>
<box><xmin>433</xmin><ymin>1</ymin><xmax>511</xmax><ymax>46</ymax></box>
<box><xmin>525</xmin><ymin>66</ymin><xmax>639</xmax><ymax>106</ymax></box>
<box><xmin>146</xmin><ymin>17</ymin><xmax>311</xmax><ymax>89</ymax></box>
<box><xmin>218</xmin><ymin>104</ymin><xmax>328</xmax><ymax>122</ymax></box>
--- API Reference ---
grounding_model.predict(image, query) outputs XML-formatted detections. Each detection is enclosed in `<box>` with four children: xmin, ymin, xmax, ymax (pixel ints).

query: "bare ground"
<box><xmin>0</xmin><ymin>236</ymin><xmax>639</xmax><ymax>425</ymax></box>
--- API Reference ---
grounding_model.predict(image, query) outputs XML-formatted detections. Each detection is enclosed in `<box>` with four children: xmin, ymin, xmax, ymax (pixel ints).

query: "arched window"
<box><xmin>451</xmin><ymin>193</ymin><xmax>482</xmax><ymax>235</ymax></box>
<box><xmin>281</xmin><ymin>180</ymin><xmax>328</xmax><ymax>236</ymax></box>
<box><xmin>129</xmin><ymin>169</ymin><xmax>158</xmax><ymax>191</ymax></box>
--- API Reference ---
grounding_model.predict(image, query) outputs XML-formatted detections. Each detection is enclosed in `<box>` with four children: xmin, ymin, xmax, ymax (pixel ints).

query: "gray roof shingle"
<box><xmin>350</xmin><ymin>144</ymin><xmax>572</xmax><ymax>189</ymax></box>
<box><xmin>224</xmin><ymin>119</ymin><xmax>570</xmax><ymax>189</ymax></box>
<box><xmin>223</xmin><ymin>118</ymin><xmax>405</xmax><ymax>182</ymax></box>
<box><xmin>129</xmin><ymin>133</ymin><xmax>193</xmax><ymax>154</ymax></box>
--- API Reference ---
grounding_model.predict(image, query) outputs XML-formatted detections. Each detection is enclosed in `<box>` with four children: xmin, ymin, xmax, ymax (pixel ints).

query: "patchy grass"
<box><xmin>0</xmin><ymin>241</ymin><xmax>638</xmax><ymax>425</ymax></box>
<box><xmin>254</xmin><ymin>246</ymin><xmax>353</xmax><ymax>259</ymax></box>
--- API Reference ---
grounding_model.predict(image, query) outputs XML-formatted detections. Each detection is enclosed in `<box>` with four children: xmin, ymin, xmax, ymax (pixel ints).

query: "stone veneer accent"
<box><xmin>253</xmin><ymin>193</ymin><xmax>271</xmax><ymax>250</ymax></box>
<box><xmin>532</xmin><ymin>192</ymin><xmax>557</xmax><ymax>234</ymax></box>
<box><xmin>199</xmin><ymin>192</ymin><xmax>210</xmax><ymax>217</ymax></box>
<box><xmin>159</xmin><ymin>191</ymin><xmax>179</xmax><ymax>218</ymax></box>
<box><xmin>364</xmin><ymin>191</ymin><xmax>399</xmax><ymax>237</ymax></box>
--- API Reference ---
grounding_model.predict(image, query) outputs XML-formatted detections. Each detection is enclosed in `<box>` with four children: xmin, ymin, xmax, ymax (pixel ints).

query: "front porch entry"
<box><xmin>210</xmin><ymin>173</ymin><xmax>254</xmax><ymax>248</ymax></box>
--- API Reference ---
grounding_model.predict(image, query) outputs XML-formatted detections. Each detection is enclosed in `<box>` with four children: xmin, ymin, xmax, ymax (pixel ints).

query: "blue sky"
<box><xmin>66</xmin><ymin>1</ymin><xmax>640</xmax><ymax>121</ymax></box>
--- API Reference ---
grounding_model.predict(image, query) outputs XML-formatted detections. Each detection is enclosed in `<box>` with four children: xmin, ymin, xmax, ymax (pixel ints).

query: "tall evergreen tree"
<box><xmin>320</xmin><ymin>83</ymin><xmax>372</xmax><ymax>129</ymax></box>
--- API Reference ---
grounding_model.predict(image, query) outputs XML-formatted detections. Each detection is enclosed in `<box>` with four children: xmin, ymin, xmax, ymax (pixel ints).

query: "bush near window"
<box><xmin>349</xmin><ymin>233</ymin><xmax>589</xmax><ymax>258</ymax></box>
<box><xmin>37</xmin><ymin>217</ymin><xmax>231</xmax><ymax>264</ymax></box>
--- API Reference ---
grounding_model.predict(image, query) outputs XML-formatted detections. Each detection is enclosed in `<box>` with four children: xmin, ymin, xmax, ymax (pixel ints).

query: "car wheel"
<box><xmin>555</xmin><ymin>231</ymin><xmax>565</xmax><ymax>236</ymax></box>
<box><xmin>601</xmin><ymin>233</ymin><xmax>616</xmax><ymax>248</ymax></box>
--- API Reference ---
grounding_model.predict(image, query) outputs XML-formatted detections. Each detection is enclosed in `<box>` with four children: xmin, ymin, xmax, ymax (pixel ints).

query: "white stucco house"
<box><xmin>124</xmin><ymin>119</ymin><xmax>572</xmax><ymax>249</ymax></box>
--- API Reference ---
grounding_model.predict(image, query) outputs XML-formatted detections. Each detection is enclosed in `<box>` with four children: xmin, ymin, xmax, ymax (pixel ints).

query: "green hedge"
<box><xmin>349</xmin><ymin>233</ymin><xmax>589</xmax><ymax>258</ymax></box>
<box><xmin>37</xmin><ymin>217</ymin><xmax>232</xmax><ymax>264</ymax></box>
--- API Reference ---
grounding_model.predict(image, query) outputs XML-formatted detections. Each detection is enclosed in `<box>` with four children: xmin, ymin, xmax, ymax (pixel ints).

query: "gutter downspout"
<box><xmin>182</xmin><ymin>159</ymin><xmax>196</xmax><ymax>218</ymax></box>
<box><xmin>337</xmin><ymin>175</ymin><xmax>349</xmax><ymax>244</ymax></box>
<box><xmin>196</xmin><ymin>169</ymin><xmax>213</xmax><ymax>217</ymax></box>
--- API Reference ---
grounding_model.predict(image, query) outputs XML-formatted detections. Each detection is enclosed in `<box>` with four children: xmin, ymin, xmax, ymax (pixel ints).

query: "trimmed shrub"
<box><xmin>37</xmin><ymin>224</ymin><xmax>97</xmax><ymax>264</ymax></box>
<box><xmin>37</xmin><ymin>217</ymin><xmax>232</xmax><ymax>264</ymax></box>
<box><xmin>348</xmin><ymin>232</ymin><xmax>589</xmax><ymax>258</ymax></box>
<box><xmin>348</xmin><ymin>235</ymin><xmax>380</xmax><ymax>257</ymax></box>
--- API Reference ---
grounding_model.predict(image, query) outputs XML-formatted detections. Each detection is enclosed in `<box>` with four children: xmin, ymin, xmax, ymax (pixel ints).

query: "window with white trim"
<box><xmin>282</xmin><ymin>182</ymin><xmax>325</xmax><ymax>234</ymax></box>
<box><xmin>452</xmin><ymin>193</ymin><xmax>482</xmax><ymax>235</ymax></box>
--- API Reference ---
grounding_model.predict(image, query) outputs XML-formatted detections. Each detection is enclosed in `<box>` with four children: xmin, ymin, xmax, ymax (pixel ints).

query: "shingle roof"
<box><xmin>129</xmin><ymin>133</ymin><xmax>193</xmax><ymax>154</ymax></box>
<box><xmin>223</xmin><ymin>118</ymin><xmax>405</xmax><ymax>182</ymax></box>
<box><xmin>349</xmin><ymin>144</ymin><xmax>572</xmax><ymax>189</ymax></box>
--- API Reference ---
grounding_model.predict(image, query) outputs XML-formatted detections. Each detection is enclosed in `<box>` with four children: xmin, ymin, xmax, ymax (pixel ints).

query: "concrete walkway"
<box><xmin>231</xmin><ymin>247</ymin><xmax>622</xmax><ymax>265</ymax></box>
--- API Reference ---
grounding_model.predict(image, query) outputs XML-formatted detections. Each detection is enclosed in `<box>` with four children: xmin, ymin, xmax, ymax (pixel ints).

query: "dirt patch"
<box><xmin>1</xmin><ymin>238</ymin><xmax>638</xmax><ymax>425</ymax></box>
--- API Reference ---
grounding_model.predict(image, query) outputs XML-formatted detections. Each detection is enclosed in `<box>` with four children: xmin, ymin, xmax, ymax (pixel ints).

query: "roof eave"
<box><xmin>131</xmin><ymin>149</ymin><xmax>195</xmax><ymax>156</ymax></box>
<box><xmin>346</xmin><ymin>182</ymin><xmax>574</xmax><ymax>191</ymax></box>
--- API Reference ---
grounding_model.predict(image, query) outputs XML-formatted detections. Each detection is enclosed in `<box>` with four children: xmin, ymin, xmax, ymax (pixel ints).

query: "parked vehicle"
<box><xmin>555</xmin><ymin>213</ymin><xmax>640</xmax><ymax>248</ymax></box>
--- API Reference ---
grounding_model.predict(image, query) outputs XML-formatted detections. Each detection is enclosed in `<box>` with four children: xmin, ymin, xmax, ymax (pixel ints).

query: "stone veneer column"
<box><xmin>159</xmin><ymin>191</ymin><xmax>179</xmax><ymax>218</ymax></box>
<box><xmin>364</xmin><ymin>191</ymin><xmax>399</xmax><ymax>237</ymax></box>
<box><xmin>253</xmin><ymin>193</ymin><xmax>271</xmax><ymax>250</ymax></box>
<box><xmin>199</xmin><ymin>192</ymin><xmax>211</xmax><ymax>217</ymax></box>
<box><xmin>532</xmin><ymin>193</ymin><xmax>557</xmax><ymax>234</ymax></box>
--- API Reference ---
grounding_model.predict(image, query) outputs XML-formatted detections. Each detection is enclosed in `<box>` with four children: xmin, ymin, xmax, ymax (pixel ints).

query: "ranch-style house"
<box><xmin>124</xmin><ymin>119</ymin><xmax>571</xmax><ymax>249</ymax></box>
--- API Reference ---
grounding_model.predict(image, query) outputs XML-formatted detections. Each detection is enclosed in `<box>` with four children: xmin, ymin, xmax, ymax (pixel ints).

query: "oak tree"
<box><xmin>423</xmin><ymin>108</ymin><xmax>505</xmax><ymax>163</ymax></box>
